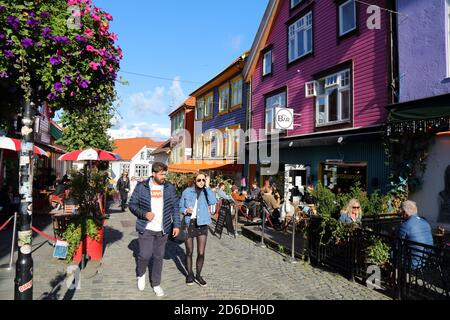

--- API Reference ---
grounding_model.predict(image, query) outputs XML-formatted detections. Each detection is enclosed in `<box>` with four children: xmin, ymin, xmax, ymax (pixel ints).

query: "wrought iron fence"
<box><xmin>307</xmin><ymin>216</ymin><xmax>450</xmax><ymax>300</ymax></box>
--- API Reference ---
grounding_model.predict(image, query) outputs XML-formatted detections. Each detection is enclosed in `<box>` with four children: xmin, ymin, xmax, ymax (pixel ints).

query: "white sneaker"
<box><xmin>153</xmin><ymin>285</ymin><xmax>164</xmax><ymax>297</ymax></box>
<box><xmin>137</xmin><ymin>274</ymin><xmax>146</xmax><ymax>291</ymax></box>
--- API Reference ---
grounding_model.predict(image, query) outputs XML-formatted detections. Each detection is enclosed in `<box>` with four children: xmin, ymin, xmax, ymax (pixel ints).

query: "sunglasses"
<box><xmin>353</xmin><ymin>206</ymin><xmax>360</xmax><ymax>209</ymax></box>
<box><xmin>196</xmin><ymin>179</ymin><xmax>206</xmax><ymax>182</ymax></box>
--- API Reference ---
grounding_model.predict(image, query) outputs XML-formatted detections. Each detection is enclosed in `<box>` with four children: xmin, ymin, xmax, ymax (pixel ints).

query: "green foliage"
<box><xmin>314</xmin><ymin>183</ymin><xmax>338</xmax><ymax>217</ymax></box>
<box><xmin>56</xmin><ymin>104</ymin><xmax>114</xmax><ymax>151</ymax></box>
<box><xmin>277</xmin><ymin>245</ymin><xmax>285</xmax><ymax>255</ymax></box>
<box><xmin>0</xmin><ymin>0</ymin><xmax>122</xmax><ymax>110</ymax></box>
<box><xmin>167</xmin><ymin>172</ymin><xmax>195</xmax><ymax>196</ymax></box>
<box><xmin>211</xmin><ymin>175</ymin><xmax>233</xmax><ymax>194</ymax></box>
<box><xmin>63</xmin><ymin>214</ymin><xmax>100</xmax><ymax>261</ymax></box>
<box><xmin>365</xmin><ymin>236</ymin><xmax>391</xmax><ymax>267</ymax></box>
<box><xmin>63</xmin><ymin>167</ymin><xmax>108</xmax><ymax>261</ymax></box>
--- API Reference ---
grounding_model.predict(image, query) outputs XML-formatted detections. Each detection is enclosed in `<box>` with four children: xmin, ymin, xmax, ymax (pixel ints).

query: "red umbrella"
<box><xmin>57</xmin><ymin>148</ymin><xmax>122</xmax><ymax>161</ymax></box>
<box><xmin>0</xmin><ymin>136</ymin><xmax>49</xmax><ymax>157</ymax></box>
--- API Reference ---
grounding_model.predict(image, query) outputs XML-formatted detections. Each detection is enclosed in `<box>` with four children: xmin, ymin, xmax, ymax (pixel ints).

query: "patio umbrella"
<box><xmin>57</xmin><ymin>148</ymin><xmax>122</xmax><ymax>161</ymax></box>
<box><xmin>0</xmin><ymin>136</ymin><xmax>49</xmax><ymax>157</ymax></box>
<box><xmin>0</xmin><ymin>136</ymin><xmax>49</xmax><ymax>187</ymax></box>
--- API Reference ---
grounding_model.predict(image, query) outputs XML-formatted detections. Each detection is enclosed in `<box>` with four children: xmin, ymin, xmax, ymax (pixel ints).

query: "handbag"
<box><xmin>170</xmin><ymin>217</ymin><xmax>188</xmax><ymax>244</ymax></box>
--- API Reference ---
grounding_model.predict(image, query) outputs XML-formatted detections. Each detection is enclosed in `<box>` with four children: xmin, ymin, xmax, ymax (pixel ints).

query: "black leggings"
<box><xmin>185</xmin><ymin>234</ymin><xmax>208</xmax><ymax>277</ymax></box>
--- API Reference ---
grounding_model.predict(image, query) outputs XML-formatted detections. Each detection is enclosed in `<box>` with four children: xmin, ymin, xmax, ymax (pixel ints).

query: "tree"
<box><xmin>0</xmin><ymin>0</ymin><xmax>122</xmax><ymax>300</ymax></box>
<box><xmin>56</xmin><ymin>104</ymin><xmax>115</xmax><ymax>151</ymax></box>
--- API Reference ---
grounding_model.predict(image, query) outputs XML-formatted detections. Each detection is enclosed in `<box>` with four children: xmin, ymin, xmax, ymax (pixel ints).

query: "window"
<box><xmin>263</xmin><ymin>50</ymin><xmax>272</xmax><ymax>76</ymax></box>
<box><xmin>146</xmin><ymin>149</ymin><xmax>155</xmax><ymax>162</ymax></box>
<box><xmin>194</xmin><ymin>135</ymin><xmax>203</xmax><ymax>159</ymax></box>
<box><xmin>170</xmin><ymin>145</ymin><xmax>183</xmax><ymax>164</ymax></box>
<box><xmin>219</xmin><ymin>84</ymin><xmax>229</xmax><ymax>113</ymax></box>
<box><xmin>203</xmin><ymin>131</ymin><xmax>212</xmax><ymax>158</ymax></box>
<box><xmin>140</xmin><ymin>152</ymin><xmax>145</xmax><ymax>160</ymax></box>
<box><xmin>119</xmin><ymin>163</ymin><xmax>130</xmax><ymax>174</ymax></box>
<box><xmin>230</xmin><ymin>76</ymin><xmax>243</xmax><ymax>107</ymax></box>
<box><xmin>339</xmin><ymin>0</ymin><xmax>356</xmax><ymax>36</ymax></box>
<box><xmin>225</xmin><ymin>126</ymin><xmax>240</xmax><ymax>158</ymax></box>
<box><xmin>135</xmin><ymin>165</ymin><xmax>149</xmax><ymax>178</ymax></box>
<box><xmin>315</xmin><ymin>69</ymin><xmax>351</xmax><ymax>127</ymax></box>
<box><xmin>172</xmin><ymin>112</ymin><xmax>184</xmax><ymax>133</ymax></box>
<box><xmin>291</xmin><ymin>0</ymin><xmax>302</xmax><ymax>9</ymax></box>
<box><xmin>204</xmin><ymin>93</ymin><xmax>213</xmax><ymax>118</ymax></box>
<box><xmin>288</xmin><ymin>11</ymin><xmax>312</xmax><ymax>63</ymax></box>
<box><xmin>265</xmin><ymin>91</ymin><xmax>287</xmax><ymax>134</ymax></box>
<box><xmin>217</xmin><ymin>128</ymin><xmax>226</xmax><ymax>158</ymax></box>
<box><xmin>196</xmin><ymin>98</ymin><xmax>205</xmax><ymax>120</ymax></box>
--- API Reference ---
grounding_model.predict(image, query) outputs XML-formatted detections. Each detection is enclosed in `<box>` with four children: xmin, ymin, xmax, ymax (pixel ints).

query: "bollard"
<box><xmin>286</xmin><ymin>206</ymin><xmax>298</xmax><ymax>264</ymax></box>
<box><xmin>0</xmin><ymin>212</ymin><xmax>18</xmax><ymax>271</ymax></box>
<box><xmin>255</xmin><ymin>205</ymin><xmax>267</xmax><ymax>248</ymax></box>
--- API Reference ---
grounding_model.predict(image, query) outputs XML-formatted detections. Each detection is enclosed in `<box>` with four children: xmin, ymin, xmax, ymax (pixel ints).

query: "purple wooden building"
<box><xmin>244</xmin><ymin>0</ymin><xmax>394</xmax><ymax>193</ymax></box>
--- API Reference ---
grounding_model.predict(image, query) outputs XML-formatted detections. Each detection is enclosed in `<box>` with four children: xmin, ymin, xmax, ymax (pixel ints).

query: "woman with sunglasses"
<box><xmin>339</xmin><ymin>198</ymin><xmax>363</xmax><ymax>224</ymax></box>
<box><xmin>179</xmin><ymin>173</ymin><xmax>217</xmax><ymax>287</ymax></box>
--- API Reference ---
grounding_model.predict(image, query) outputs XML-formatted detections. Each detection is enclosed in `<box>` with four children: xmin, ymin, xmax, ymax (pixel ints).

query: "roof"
<box><xmin>151</xmin><ymin>139</ymin><xmax>171</xmax><ymax>155</ymax></box>
<box><xmin>243</xmin><ymin>0</ymin><xmax>281</xmax><ymax>81</ymax></box>
<box><xmin>168</xmin><ymin>96</ymin><xmax>196</xmax><ymax>118</ymax></box>
<box><xmin>189</xmin><ymin>51</ymin><xmax>250</xmax><ymax>97</ymax></box>
<box><xmin>168</xmin><ymin>160</ymin><xmax>236</xmax><ymax>173</ymax></box>
<box><xmin>113</xmin><ymin>138</ymin><xmax>163</xmax><ymax>161</ymax></box>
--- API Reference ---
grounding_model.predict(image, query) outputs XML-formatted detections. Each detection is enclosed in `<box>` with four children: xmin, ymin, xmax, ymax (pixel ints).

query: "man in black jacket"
<box><xmin>128</xmin><ymin>162</ymin><xmax>180</xmax><ymax>297</ymax></box>
<box><xmin>116</xmin><ymin>171</ymin><xmax>130</xmax><ymax>211</ymax></box>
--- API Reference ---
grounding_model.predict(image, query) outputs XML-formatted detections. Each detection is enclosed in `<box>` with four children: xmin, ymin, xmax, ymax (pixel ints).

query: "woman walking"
<box><xmin>116</xmin><ymin>171</ymin><xmax>130</xmax><ymax>211</ymax></box>
<box><xmin>179</xmin><ymin>173</ymin><xmax>217</xmax><ymax>287</ymax></box>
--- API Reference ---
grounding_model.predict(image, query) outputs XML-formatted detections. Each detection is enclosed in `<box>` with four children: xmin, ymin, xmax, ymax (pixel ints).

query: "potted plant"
<box><xmin>63</xmin><ymin>167</ymin><xmax>108</xmax><ymax>262</ymax></box>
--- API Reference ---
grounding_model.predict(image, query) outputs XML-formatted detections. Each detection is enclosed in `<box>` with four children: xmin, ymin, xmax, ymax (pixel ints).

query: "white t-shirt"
<box><xmin>146</xmin><ymin>181</ymin><xmax>164</xmax><ymax>232</ymax></box>
<box><xmin>191</xmin><ymin>198</ymin><xmax>198</xmax><ymax>220</ymax></box>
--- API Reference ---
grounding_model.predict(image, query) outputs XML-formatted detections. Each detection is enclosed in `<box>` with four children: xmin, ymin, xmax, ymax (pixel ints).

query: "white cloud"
<box><xmin>129</xmin><ymin>87</ymin><xmax>166</xmax><ymax>114</ymax></box>
<box><xmin>230</xmin><ymin>34</ymin><xmax>244</xmax><ymax>52</ymax></box>
<box><xmin>168</xmin><ymin>76</ymin><xmax>186</xmax><ymax>109</ymax></box>
<box><xmin>109</xmin><ymin>123</ymin><xmax>170</xmax><ymax>140</ymax></box>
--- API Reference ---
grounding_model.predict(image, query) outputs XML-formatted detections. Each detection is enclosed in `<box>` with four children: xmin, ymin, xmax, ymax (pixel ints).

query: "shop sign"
<box><xmin>275</xmin><ymin>108</ymin><xmax>294</xmax><ymax>130</ymax></box>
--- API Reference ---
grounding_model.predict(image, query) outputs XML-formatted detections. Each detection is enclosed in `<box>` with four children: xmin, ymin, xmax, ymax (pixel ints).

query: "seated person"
<box><xmin>244</xmin><ymin>181</ymin><xmax>260</xmax><ymax>218</ymax></box>
<box><xmin>339</xmin><ymin>198</ymin><xmax>363</xmax><ymax>225</ymax></box>
<box><xmin>398</xmin><ymin>200</ymin><xmax>434</xmax><ymax>269</ymax></box>
<box><xmin>302</xmin><ymin>185</ymin><xmax>318</xmax><ymax>214</ymax></box>
<box><xmin>231</xmin><ymin>186</ymin><xmax>246</xmax><ymax>203</ymax></box>
<box><xmin>53</xmin><ymin>179</ymin><xmax>65</xmax><ymax>196</ymax></box>
<box><xmin>216</xmin><ymin>182</ymin><xmax>232</xmax><ymax>201</ymax></box>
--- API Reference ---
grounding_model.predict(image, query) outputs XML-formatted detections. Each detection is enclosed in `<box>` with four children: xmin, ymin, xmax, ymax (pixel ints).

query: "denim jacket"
<box><xmin>179</xmin><ymin>187</ymin><xmax>216</xmax><ymax>226</ymax></box>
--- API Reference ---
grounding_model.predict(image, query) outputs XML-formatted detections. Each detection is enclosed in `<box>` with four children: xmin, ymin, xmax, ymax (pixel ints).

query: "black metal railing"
<box><xmin>307</xmin><ymin>216</ymin><xmax>450</xmax><ymax>300</ymax></box>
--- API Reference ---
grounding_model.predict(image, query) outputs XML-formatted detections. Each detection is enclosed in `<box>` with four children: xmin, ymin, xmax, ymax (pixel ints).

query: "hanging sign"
<box><xmin>275</xmin><ymin>108</ymin><xmax>294</xmax><ymax>130</ymax></box>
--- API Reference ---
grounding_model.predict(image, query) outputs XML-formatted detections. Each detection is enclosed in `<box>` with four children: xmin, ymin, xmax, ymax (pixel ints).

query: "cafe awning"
<box><xmin>168</xmin><ymin>160</ymin><xmax>236</xmax><ymax>173</ymax></box>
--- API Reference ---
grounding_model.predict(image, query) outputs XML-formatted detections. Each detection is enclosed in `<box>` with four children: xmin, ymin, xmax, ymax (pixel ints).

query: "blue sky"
<box><xmin>91</xmin><ymin>0</ymin><xmax>268</xmax><ymax>141</ymax></box>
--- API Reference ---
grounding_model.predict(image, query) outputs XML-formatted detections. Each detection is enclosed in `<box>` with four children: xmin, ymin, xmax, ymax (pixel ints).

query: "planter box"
<box><xmin>73</xmin><ymin>227</ymin><xmax>104</xmax><ymax>262</ymax></box>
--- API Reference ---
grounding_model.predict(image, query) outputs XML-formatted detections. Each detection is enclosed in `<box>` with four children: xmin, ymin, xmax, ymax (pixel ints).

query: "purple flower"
<box><xmin>79</xmin><ymin>79</ymin><xmax>90</xmax><ymax>89</ymax></box>
<box><xmin>54</xmin><ymin>36</ymin><xmax>70</xmax><ymax>44</ymax></box>
<box><xmin>49</xmin><ymin>55</ymin><xmax>62</xmax><ymax>65</ymax></box>
<box><xmin>21</xmin><ymin>38</ymin><xmax>34</xmax><ymax>48</ymax></box>
<box><xmin>0</xmin><ymin>71</ymin><xmax>8</xmax><ymax>78</ymax></box>
<box><xmin>54</xmin><ymin>82</ymin><xmax>63</xmax><ymax>93</ymax></box>
<box><xmin>75</xmin><ymin>35</ymin><xmax>86</xmax><ymax>42</ymax></box>
<box><xmin>40</xmin><ymin>12</ymin><xmax>49</xmax><ymax>18</ymax></box>
<box><xmin>7</xmin><ymin>16</ymin><xmax>19</xmax><ymax>30</ymax></box>
<box><xmin>26</xmin><ymin>18</ymin><xmax>40</xmax><ymax>28</ymax></box>
<box><xmin>6</xmin><ymin>40</ymin><xmax>13</xmax><ymax>46</ymax></box>
<box><xmin>35</xmin><ymin>42</ymin><xmax>41</xmax><ymax>47</ymax></box>
<box><xmin>0</xmin><ymin>6</ymin><xmax>5</xmax><ymax>13</ymax></box>
<box><xmin>64</xmin><ymin>76</ymin><xmax>72</xmax><ymax>85</ymax></box>
<box><xmin>0</xmin><ymin>33</ymin><xmax>5</xmax><ymax>40</ymax></box>
<box><xmin>3</xmin><ymin>50</ymin><xmax>14</xmax><ymax>59</ymax></box>
<box><xmin>47</xmin><ymin>93</ymin><xmax>57</xmax><ymax>101</ymax></box>
<box><xmin>41</xmin><ymin>27</ymin><xmax>52</xmax><ymax>38</ymax></box>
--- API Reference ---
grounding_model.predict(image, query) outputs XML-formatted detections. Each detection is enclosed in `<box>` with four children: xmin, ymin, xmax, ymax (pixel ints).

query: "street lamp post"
<box><xmin>14</xmin><ymin>98</ymin><xmax>35</xmax><ymax>300</ymax></box>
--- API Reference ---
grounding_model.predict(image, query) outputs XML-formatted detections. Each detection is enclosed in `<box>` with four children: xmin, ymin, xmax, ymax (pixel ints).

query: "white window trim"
<box><xmin>339</xmin><ymin>0</ymin><xmax>356</xmax><ymax>37</ymax></box>
<box><xmin>263</xmin><ymin>50</ymin><xmax>272</xmax><ymax>76</ymax></box>
<box><xmin>230</xmin><ymin>76</ymin><xmax>243</xmax><ymax>107</ymax></box>
<box><xmin>305</xmin><ymin>81</ymin><xmax>318</xmax><ymax>97</ymax></box>
<box><xmin>265</xmin><ymin>91</ymin><xmax>287</xmax><ymax>135</ymax></box>
<box><xmin>219</xmin><ymin>84</ymin><xmax>229</xmax><ymax>113</ymax></box>
<box><xmin>315</xmin><ymin>69</ymin><xmax>352</xmax><ymax>127</ymax></box>
<box><xmin>288</xmin><ymin>11</ymin><xmax>313</xmax><ymax>63</ymax></box>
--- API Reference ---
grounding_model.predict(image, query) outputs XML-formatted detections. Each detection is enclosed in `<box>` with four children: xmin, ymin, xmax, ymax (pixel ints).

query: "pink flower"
<box><xmin>104</xmin><ymin>13</ymin><xmax>113</xmax><ymax>21</ymax></box>
<box><xmin>67</xmin><ymin>0</ymin><xmax>78</xmax><ymax>5</ymax></box>
<box><xmin>91</xmin><ymin>14</ymin><xmax>101</xmax><ymax>22</ymax></box>
<box><xmin>108</xmin><ymin>65</ymin><xmax>114</xmax><ymax>73</ymax></box>
<box><xmin>84</xmin><ymin>28</ymin><xmax>94</xmax><ymax>37</ymax></box>
<box><xmin>109</xmin><ymin>33</ymin><xmax>118</xmax><ymax>41</ymax></box>
<box><xmin>86</xmin><ymin>45</ymin><xmax>95</xmax><ymax>52</ymax></box>
<box><xmin>101</xmin><ymin>59</ymin><xmax>107</xmax><ymax>66</ymax></box>
<box><xmin>89</xmin><ymin>61</ymin><xmax>98</xmax><ymax>70</ymax></box>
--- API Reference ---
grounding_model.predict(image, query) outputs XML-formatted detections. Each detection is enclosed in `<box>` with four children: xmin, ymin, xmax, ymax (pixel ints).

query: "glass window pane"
<box><xmin>341</xmin><ymin>89</ymin><xmax>350</xmax><ymax>120</ymax></box>
<box><xmin>317</xmin><ymin>96</ymin><xmax>326</xmax><ymax>125</ymax></box>
<box><xmin>298</xmin><ymin>30</ymin><xmax>304</xmax><ymax>57</ymax></box>
<box><xmin>328</xmin><ymin>89</ymin><xmax>338</xmax><ymax>122</ymax></box>
<box><xmin>341</xmin><ymin>1</ymin><xmax>356</xmax><ymax>34</ymax></box>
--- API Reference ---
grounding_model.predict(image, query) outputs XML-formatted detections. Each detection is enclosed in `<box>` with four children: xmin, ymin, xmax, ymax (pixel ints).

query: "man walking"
<box><xmin>116</xmin><ymin>171</ymin><xmax>130</xmax><ymax>211</ymax></box>
<box><xmin>129</xmin><ymin>162</ymin><xmax>180</xmax><ymax>297</ymax></box>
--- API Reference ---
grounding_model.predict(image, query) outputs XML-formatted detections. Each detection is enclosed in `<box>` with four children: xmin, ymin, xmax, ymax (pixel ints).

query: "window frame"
<box><xmin>218</xmin><ymin>83</ymin><xmax>230</xmax><ymax>114</ymax></box>
<box><xmin>204</xmin><ymin>92</ymin><xmax>214</xmax><ymax>119</ymax></box>
<box><xmin>264</xmin><ymin>89</ymin><xmax>287</xmax><ymax>135</ymax></box>
<box><xmin>230</xmin><ymin>76</ymin><xmax>243</xmax><ymax>109</ymax></box>
<box><xmin>290</xmin><ymin>0</ymin><xmax>302</xmax><ymax>10</ymax></box>
<box><xmin>195</xmin><ymin>98</ymin><xmax>204</xmax><ymax>121</ymax></box>
<box><xmin>263</xmin><ymin>50</ymin><xmax>273</xmax><ymax>77</ymax></box>
<box><xmin>338</xmin><ymin>0</ymin><xmax>357</xmax><ymax>37</ymax></box>
<box><xmin>288</xmin><ymin>11</ymin><xmax>313</xmax><ymax>64</ymax></box>
<box><xmin>315</xmin><ymin>69</ymin><xmax>352</xmax><ymax>127</ymax></box>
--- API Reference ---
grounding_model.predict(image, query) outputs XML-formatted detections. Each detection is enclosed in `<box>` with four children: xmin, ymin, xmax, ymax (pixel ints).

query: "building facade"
<box><xmin>245</xmin><ymin>0</ymin><xmax>393</xmax><ymax>194</ymax></box>
<box><xmin>168</xmin><ymin>97</ymin><xmax>195</xmax><ymax>164</ymax></box>
<box><xmin>387</xmin><ymin>0</ymin><xmax>450</xmax><ymax>227</ymax></box>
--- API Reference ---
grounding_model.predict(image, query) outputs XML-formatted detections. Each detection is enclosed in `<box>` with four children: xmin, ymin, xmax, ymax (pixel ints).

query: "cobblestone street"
<box><xmin>0</xmin><ymin>205</ymin><xmax>389</xmax><ymax>300</ymax></box>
